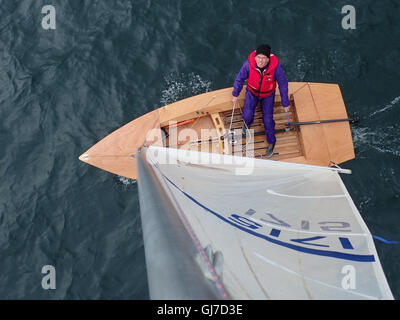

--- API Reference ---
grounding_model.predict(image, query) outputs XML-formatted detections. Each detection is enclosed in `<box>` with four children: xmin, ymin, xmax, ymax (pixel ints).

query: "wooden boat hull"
<box><xmin>79</xmin><ymin>82</ymin><xmax>355</xmax><ymax>180</ymax></box>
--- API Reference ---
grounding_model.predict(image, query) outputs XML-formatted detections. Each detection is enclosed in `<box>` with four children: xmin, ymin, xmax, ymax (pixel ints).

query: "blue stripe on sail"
<box><xmin>163</xmin><ymin>175</ymin><xmax>376</xmax><ymax>263</ymax></box>
<box><xmin>339</xmin><ymin>237</ymin><xmax>354</xmax><ymax>249</ymax></box>
<box><xmin>270</xmin><ymin>229</ymin><xmax>281</xmax><ymax>237</ymax></box>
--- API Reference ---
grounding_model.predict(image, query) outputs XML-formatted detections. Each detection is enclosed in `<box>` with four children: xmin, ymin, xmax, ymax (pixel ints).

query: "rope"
<box><xmin>228</xmin><ymin>100</ymin><xmax>236</xmax><ymax>132</ymax></box>
<box><xmin>285</xmin><ymin>111</ymin><xmax>291</xmax><ymax>123</ymax></box>
<box><xmin>329</xmin><ymin>161</ymin><xmax>342</xmax><ymax>169</ymax></box>
<box><xmin>373</xmin><ymin>235</ymin><xmax>399</xmax><ymax>244</ymax></box>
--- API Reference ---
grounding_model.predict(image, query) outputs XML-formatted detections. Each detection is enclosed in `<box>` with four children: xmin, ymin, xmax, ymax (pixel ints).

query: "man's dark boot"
<box><xmin>266</xmin><ymin>143</ymin><xmax>275</xmax><ymax>158</ymax></box>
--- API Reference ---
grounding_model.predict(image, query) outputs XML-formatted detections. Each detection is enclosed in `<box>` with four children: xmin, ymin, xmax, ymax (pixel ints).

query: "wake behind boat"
<box><xmin>79</xmin><ymin>82</ymin><xmax>394</xmax><ymax>299</ymax></box>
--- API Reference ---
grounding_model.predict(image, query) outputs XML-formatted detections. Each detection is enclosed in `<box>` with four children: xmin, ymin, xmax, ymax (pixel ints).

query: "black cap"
<box><xmin>255</xmin><ymin>44</ymin><xmax>271</xmax><ymax>58</ymax></box>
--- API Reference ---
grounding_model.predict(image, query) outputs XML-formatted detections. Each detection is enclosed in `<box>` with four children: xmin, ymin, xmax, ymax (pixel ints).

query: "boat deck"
<box><xmin>164</xmin><ymin>95</ymin><xmax>305</xmax><ymax>163</ymax></box>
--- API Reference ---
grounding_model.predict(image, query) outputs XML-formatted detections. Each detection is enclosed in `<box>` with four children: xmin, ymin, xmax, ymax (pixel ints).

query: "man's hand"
<box><xmin>232</xmin><ymin>96</ymin><xmax>238</xmax><ymax>105</ymax></box>
<box><xmin>283</xmin><ymin>106</ymin><xmax>290</xmax><ymax>113</ymax></box>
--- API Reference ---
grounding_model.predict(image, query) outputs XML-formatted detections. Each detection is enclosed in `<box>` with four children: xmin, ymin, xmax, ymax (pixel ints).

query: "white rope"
<box><xmin>238</xmin><ymin>100</ymin><xmax>253</xmax><ymax>144</ymax></box>
<box><xmin>228</xmin><ymin>100</ymin><xmax>236</xmax><ymax>132</ymax></box>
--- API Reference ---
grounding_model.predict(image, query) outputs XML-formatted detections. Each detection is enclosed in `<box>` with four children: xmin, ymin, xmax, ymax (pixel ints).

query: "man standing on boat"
<box><xmin>232</xmin><ymin>44</ymin><xmax>290</xmax><ymax>157</ymax></box>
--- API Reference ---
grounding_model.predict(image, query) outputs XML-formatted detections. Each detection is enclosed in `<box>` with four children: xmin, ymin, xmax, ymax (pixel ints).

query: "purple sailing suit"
<box><xmin>232</xmin><ymin>59</ymin><xmax>290</xmax><ymax>144</ymax></box>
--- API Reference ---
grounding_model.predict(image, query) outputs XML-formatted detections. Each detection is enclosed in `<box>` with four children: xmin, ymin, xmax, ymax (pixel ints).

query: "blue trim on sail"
<box><xmin>270</xmin><ymin>229</ymin><xmax>281</xmax><ymax>237</ymax></box>
<box><xmin>340</xmin><ymin>237</ymin><xmax>354</xmax><ymax>249</ymax></box>
<box><xmin>164</xmin><ymin>175</ymin><xmax>376</xmax><ymax>263</ymax></box>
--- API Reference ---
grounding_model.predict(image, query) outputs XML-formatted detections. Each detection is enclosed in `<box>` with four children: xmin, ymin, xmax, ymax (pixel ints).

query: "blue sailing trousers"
<box><xmin>242</xmin><ymin>89</ymin><xmax>276</xmax><ymax>145</ymax></box>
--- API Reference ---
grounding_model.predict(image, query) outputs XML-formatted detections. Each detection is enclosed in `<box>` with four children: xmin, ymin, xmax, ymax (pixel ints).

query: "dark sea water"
<box><xmin>0</xmin><ymin>0</ymin><xmax>399</xmax><ymax>299</ymax></box>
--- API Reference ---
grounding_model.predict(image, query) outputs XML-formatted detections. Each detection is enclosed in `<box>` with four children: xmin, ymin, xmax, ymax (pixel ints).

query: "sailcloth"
<box><xmin>138</xmin><ymin>146</ymin><xmax>394</xmax><ymax>300</ymax></box>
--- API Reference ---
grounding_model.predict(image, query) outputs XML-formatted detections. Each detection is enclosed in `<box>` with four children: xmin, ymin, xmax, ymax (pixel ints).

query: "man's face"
<box><xmin>255</xmin><ymin>54</ymin><xmax>269</xmax><ymax>69</ymax></box>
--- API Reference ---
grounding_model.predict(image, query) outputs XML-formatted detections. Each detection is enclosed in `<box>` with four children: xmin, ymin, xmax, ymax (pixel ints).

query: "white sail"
<box><xmin>140</xmin><ymin>146</ymin><xmax>394</xmax><ymax>300</ymax></box>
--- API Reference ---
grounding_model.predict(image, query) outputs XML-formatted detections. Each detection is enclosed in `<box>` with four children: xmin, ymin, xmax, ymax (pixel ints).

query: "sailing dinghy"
<box><xmin>79</xmin><ymin>82</ymin><xmax>394</xmax><ymax>299</ymax></box>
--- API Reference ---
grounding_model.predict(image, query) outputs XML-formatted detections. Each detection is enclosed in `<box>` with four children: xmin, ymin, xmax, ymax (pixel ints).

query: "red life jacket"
<box><xmin>247</xmin><ymin>51</ymin><xmax>279</xmax><ymax>98</ymax></box>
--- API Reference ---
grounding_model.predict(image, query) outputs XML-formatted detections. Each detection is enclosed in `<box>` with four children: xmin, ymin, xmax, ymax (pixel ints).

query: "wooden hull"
<box><xmin>79</xmin><ymin>82</ymin><xmax>355</xmax><ymax>180</ymax></box>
